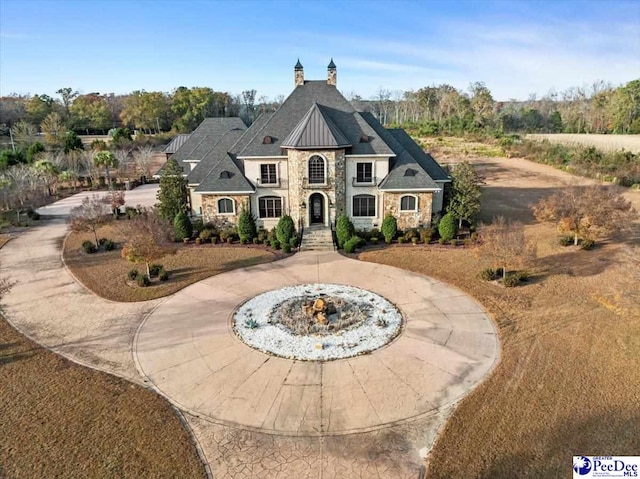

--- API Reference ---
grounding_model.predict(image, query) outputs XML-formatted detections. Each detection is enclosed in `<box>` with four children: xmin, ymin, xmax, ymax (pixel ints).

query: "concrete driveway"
<box><xmin>2</xmin><ymin>220</ymin><xmax>498</xmax><ymax>478</ymax></box>
<box><xmin>36</xmin><ymin>184</ymin><xmax>160</xmax><ymax>217</ymax></box>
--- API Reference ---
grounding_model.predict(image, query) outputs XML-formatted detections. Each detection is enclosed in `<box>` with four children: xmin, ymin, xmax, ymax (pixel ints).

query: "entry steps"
<box><xmin>300</xmin><ymin>227</ymin><xmax>335</xmax><ymax>251</ymax></box>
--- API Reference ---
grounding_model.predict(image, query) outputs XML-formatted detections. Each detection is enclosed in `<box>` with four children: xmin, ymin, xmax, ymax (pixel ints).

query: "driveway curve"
<box><xmin>134</xmin><ymin>251</ymin><xmax>498</xmax><ymax>436</ymax></box>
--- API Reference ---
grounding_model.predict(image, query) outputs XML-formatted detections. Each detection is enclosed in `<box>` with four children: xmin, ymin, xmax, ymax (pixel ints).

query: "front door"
<box><xmin>310</xmin><ymin>193</ymin><xmax>324</xmax><ymax>225</ymax></box>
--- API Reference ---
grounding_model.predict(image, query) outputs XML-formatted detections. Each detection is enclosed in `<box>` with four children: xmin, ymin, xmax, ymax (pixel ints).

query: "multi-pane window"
<box><xmin>258</xmin><ymin>196</ymin><xmax>282</xmax><ymax>218</ymax></box>
<box><xmin>356</xmin><ymin>162</ymin><xmax>373</xmax><ymax>183</ymax></box>
<box><xmin>260</xmin><ymin>164</ymin><xmax>277</xmax><ymax>184</ymax></box>
<box><xmin>217</xmin><ymin>198</ymin><xmax>234</xmax><ymax>214</ymax></box>
<box><xmin>308</xmin><ymin>155</ymin><xmax>325</xmax><ymax>184</ymax></box>
<box><xmin>352</xmin><ymin>195</ymin><xmax>376</xmax><ymax>217</ymax></box>
<box><xmin>400</xmin><ymin>195</ymin><xmax>417</xmax><ymax>211</ymax></box>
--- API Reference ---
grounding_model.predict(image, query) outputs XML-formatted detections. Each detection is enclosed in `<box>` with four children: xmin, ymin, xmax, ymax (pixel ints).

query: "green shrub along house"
<box><xmin>158</xmin><ymin>60</ymin><xmax>450</xmax><ymax>233</ymax></box>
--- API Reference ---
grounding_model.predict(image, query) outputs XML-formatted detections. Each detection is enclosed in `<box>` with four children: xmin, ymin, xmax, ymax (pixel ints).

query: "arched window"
<box><xmin>352</xmin><ymin>194</ymin><xmax>376</xmax><ymax>217</ymax></box>
<box><xmin>308</xmin><ymin>155</ymin><xmax>325</xmax><ymax>184</ymax></box>
<box><xmin>217</xmin><ymin>198</ymin><xmax>235</xmax><ymax>214</ymax></box>
<box><xmin>400</xmin><ymin>195</ymin><xmax>417</xmax><ymax>212</ymax></box>
<box><xmin>258</xmin><ymin>196</ymin><xmax>282</xmax><ymax>218</ymax></box>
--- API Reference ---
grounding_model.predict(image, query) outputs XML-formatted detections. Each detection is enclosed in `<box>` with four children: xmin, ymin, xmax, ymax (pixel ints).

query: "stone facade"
<box><xmin>286</xmin><ymin>149</ymin><xmax>346</xmax><ymax>228</ymax></box>
<box><xmin>383</xmin><ymin>192</ymin><xmax>433</xmax><ymax>230</ymax></box>
<box><xmin>201</xmin><ymin>194</ymin><xmax>250</xmax><ymax>228</ymax></box>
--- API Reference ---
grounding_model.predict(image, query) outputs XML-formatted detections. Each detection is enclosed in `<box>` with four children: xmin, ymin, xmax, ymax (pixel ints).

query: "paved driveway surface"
<box><xmin>1</xmin><ymin>219</ymin><xmax>498</xmax><ymax>478</ymax></box>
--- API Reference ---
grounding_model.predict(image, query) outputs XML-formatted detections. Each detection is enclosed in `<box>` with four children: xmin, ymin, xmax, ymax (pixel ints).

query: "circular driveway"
<box><xmin>134</xmin><ymin>251</ymin><xmax>498</xmax><ymax>436</ymax></box>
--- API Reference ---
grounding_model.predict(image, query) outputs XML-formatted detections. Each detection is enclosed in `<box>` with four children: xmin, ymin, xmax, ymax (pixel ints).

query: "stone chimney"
<box><xmin>327</xmin><ymin>58</ymin><xmax>337</xmax><ymax>86</ymax></box>
<box><xmin>295</xmin><ymin>59</ymin><xmax>304</xmax><ymax>86</ymax></box>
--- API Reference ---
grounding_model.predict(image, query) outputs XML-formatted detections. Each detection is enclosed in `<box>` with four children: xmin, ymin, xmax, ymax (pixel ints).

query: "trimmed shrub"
<box><xmin>191</xmin><ymin>218</ymin><xmax>204</xmax><ymax>234</ymax></box>
<box><xmin>449</xmin><ymin>239</ymin><xmax>459</xmax><ymax>246</ymax></box>
<box><xmin>503</xmin><ymin>273</ymin><xmax>520</xmax><ymax>288</ymax></box>
<box><xmin>173</xmin><ymin>211</ymin><xmax>193</xmax><ymax>241</ymax></box>
<box><xmin>125</xmin><ymin>206</ymin><xmax>139</xmax><ymax>219</ymax></box>
<box><xmin>289</xmin><ymin>237</ymin><xmax>297</xmax><ymax>248</ymax></box>
<box><xmin>397</xmin><ymin>237</ymin><xmax>406</xmax><ymax>244</ymax></box>
<box><xmin>381</xmin><ymin>214</ymin><xmax>397</xmax><ymax>244</ymax></box>
<box><xmin>438</xmin><ymin>212</ymin><xmax>457</xmax><ymax>241</ymax></box>
<box><xmin>159</xmin><ymin>270</ymin><xmax>169</xmax><ymax>281</ymax></box>
<box><xmin>370</xmin><ymin>228</ymin><xmax>380</xmax><ymax>238</ymax></box>
<box><xmin>559</xmin><ymin>236</ymin><xmax>573</xmax><ymax>246</ymax></box>
<box><xmin>276</xmin><ymin>215</ymin><xmax>296</xmax><ymax>247</ymax></box>
<box><xmin>98</xmin><ymin>238</ymin><xmax>108</xmax><ymax>246</ymax></box>
<box><xmin>257</xmin><ymin>229</ymin><xmax>267</xmax><ymax>242</ymax></box>
<box><xmin>128</xmin><ymin>269</ymin><xmax>139</xmax><ymax>281</ymax></box>
<box><xmin>82</xmin><ymin>240</ymin><xmax>96</xmax><ymax>254</ymax></box>
<box><xmin>344</xmin><ymin>236</ymin><xmax>359</xmax><ymax>254</ymax></box>
<box><xmin>136</xmin><ymin>274</ymin><xmax>151</xmax><ymax>287</ymax></box>
<box><xmin>219</xmin><ymin>228</ymin><xmax>237</xmax><ymax>242</ymax></box>
<box><xmin>199</xmin><ymin>229</ymin><xmax>213</xmax><ymax>241</ymax></box>
<box><xmin>370</xmin><ymin>237</ymin><xmax>379</xmax><ymax>245</ymax></box>
<box><xmin>419</xmin><ymin>228</ymin><xmax>433</xmax><ymax>244</ymax></box>
<box><xmin>480</xmin><ymin>267</ymin><xmax>498</xmax><ymax>281</ymax></box>
<box><xmin>103</xmin><ymin>239</ymin><xmax>115</xmax><ymax>251</ymax></box>
<box><xmin>282</xmin><ymin>243</ymin><xmax>292</xmax><ymax>253</ymax></box>
<box><xmin>149</xmin><ymin>264</ymin><xmax>163</xmax><ymax>278</ymax></box>
<box><xmin>211</xmin><ymin>236</ymin><xmax>218</xmax><ymax>244</ymax></box>
<box><xmin>404</xmin><ymin>228</ymin><xmax>419</xmax><ymax>240</ymax></box>
<box><xmin>335</xmin><ymin>214</ymin><xmax>355</xmax><ymax>249</ymax></box>
<box><xmin>581</xmin><ymin>239</ymin><xmax>595</xmax><ymax>250</ymax></box>
<box><xmin>253</xmin><ymin>237</ymin><xmax>260</xmax><ymax>244</ymax></box>
<box><xmin>270</xmin><ymin>238</ymin><xmax>279</xmax><ymax>249</ymax></box>
<box><xmin>438</xmin><ymin>237</ymin><xmax>446</xmax><ymax>245</ymax></box>
<box><xmin>195</xmin><ymin>237</ymin><xmax>202</xmax><ymax>245</ymax></box>
<box><xmin>237</xmin><ymin>209</ymin><xmax>257</xmax><ymax>242</ymax></box>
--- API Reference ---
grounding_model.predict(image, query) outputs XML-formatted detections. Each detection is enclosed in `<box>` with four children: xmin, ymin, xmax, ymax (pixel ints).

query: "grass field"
<box><xmin>360</xmin><ymin>151</ymin><xmax>640</xmax><ymax>478</ymax></box>
<box><xmin>64</xmin><ymin>224</ymin><xmax>276</xmax><ymax>302</ymax></box>
<box><xmin>0</xmin><ymin>309</ymin><xmax>206</xmax><ymax>479</ymax></box>
<box><xmin>526</xmin><ymin>133</ymin><xmax>640</xmax><ymax>153</ymax></box>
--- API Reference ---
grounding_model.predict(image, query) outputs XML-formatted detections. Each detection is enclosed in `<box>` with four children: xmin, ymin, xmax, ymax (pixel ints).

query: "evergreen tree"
<box><xmin>237</xmin><ymin>207</ymin><xmax>257</xmax><ymax>243</ymax></box>
<box><xmin>157</xmin><ymin>159</ymin><xmax>188</xmax><ymax>221</ymax></box>
<box><xmin>438</xmin><ymin>212</ymin><xmax>458</xmax><ymax>241</ymax></box>
<box><xmin>447</xmin><ymin>161</ymin><xmax>482</xmax><ymax>228</ymax></box>
<box><xmin>336</xmin><ymin>214</ymin><xmax>355</xmax><ymax>248</ymax></box>
<box><xmin>381</xmin><ymin>214</ymin><xmax>397</xmax><ymax>244</ymax></box>
<box><xmin>173</xmin><ymin>211</ymin><xmax>192</xmax><ymax>240</ymax></box>
<box><xmin>275</xmin><ymin>215</ymin><xmax>295</xmax><ymax>247</ymax></box>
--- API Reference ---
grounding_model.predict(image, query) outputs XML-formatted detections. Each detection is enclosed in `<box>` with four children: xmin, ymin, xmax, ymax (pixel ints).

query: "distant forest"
<box><xmin>0</xmin><ymin>79</ymin><xmax>639</xmax><ymax>141</ymax></box>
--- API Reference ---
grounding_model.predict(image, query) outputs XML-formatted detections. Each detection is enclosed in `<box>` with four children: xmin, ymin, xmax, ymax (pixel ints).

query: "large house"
<box><xmin>167</xmin><ymin>60</ymin><xmax>450</xmax><ymax>232</ymax></box>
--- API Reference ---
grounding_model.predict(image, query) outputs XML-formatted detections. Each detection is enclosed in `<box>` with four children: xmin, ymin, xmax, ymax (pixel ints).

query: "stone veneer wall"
<box><xmin>201</xmin><ymin>194</ymin><xmax>250</xmax><ymax>228</ymax></box>
<box><xmin>286</xmin><ymin>149</ymin><xmax>346</xmax><ymax>228</ymax></box>
<box><xmin>383</xmin><ymin>192</ymin><xmax>433</xmax><ymax>230</ymax></box>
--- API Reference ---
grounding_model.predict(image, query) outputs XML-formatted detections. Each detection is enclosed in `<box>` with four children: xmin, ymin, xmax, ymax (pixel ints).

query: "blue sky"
<box><xmin>1</xmin><ymin>0</ymin><xmax>638</xmax><ymax>101</ymax></box>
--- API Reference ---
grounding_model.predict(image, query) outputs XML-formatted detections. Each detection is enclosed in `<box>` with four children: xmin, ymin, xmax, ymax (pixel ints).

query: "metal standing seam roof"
<box><xmin>163</xmin><ymin>134</ymin><xmax>191</xmax><ymax>154</ymax></box>
<box><xmin>281</xmin><ymin>102</ymin><xmax>352</xmax><ymax>149</ymax></box>
<box><xmin>236</xmin><ymin>81</ymin><xmax>393</xmax><ymax>157</ymax></box>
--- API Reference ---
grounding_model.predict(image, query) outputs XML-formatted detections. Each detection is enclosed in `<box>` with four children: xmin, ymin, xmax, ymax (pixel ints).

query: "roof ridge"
<box><xmin>281</xmin><ymin>102</ymin><xmax>351</xmax><ymax>149</ymax></box>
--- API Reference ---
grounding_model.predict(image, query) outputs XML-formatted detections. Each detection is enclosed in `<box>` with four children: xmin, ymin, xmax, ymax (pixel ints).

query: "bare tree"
<box><xmin>133</xmin><ymin>146</ymin><xmax>154</xmax><ymax>179</ymax></box>
<box><xmin>103</xmin><ymin>190</ymin><xmax>126</xmax><ymax>216</ymax></box>
<box><xmin>533</xmin><ymin>184</ymin><xmax>637</xmax><ymax>245</ymax></box>
<box><xmin>119</xmin><ymin>208</ymin><xmax>175</xmax><ymax>277</ymax></box>
<box><xmin>69</xmin><ymin>194</ymin><xmax>113</xmax><ymax>248</ymax></box>
<box><xmin>478</xmin><ymin>216</ymin><xmax>535</xmax><ymax>279</ymax></box>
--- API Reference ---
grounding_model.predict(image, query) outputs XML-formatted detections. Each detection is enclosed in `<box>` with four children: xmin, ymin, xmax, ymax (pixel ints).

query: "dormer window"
<box><xmin>404</xmin><ymin>168</ymin><xmax>417</xmax><ymax>177</ymax></box>
<box><xmin>219</xmin><ymin>170</ymin><xmax>233</xmax><ymax>179</ymax></box>
<box><xmin>263</xmin><ymin>135</ymin><xmax>273</xmax><ymax>144</ymax></box>
<box><xmin>359</xmin><ymin>135</ymin><xmax>370</xmax><ymax>143</ymax></box>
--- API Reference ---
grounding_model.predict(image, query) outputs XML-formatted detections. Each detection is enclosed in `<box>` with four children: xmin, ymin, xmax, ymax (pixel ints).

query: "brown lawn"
<box><xmin>63</xmin><ymin>224</ymin><xmax>276</xmax><ymax>302</ymax></box>
<box><xmin>0</xmin><ymin>317</ymin><xmax>206</xmax><ymax>479</ymax></box>
<box><xmin>360</xmin><ymin>153</ymin><xmax>640</xmax><ymax>478</ymax></box>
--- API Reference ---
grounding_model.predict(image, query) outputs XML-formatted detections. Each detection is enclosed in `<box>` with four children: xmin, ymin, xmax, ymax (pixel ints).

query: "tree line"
<box><xmin>2</xmin><ymin>78</ymin><xmax>638</xmax><ymax>144</ymax></box>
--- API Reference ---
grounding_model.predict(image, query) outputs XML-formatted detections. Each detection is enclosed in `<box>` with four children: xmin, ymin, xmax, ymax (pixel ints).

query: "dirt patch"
<box><xmin>0</xmin><ymin>317</ymin><xmax>206</xmax><ymax>479</ymax></box>
<box><xmin>63</xmin><ymin>224</ymin><xmax>276</xmax><ymax>302</ymax></box>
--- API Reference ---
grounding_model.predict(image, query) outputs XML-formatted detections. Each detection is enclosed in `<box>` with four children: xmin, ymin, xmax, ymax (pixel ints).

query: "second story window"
<box><xmin>260</xmin><ymin>164</ymin><xmax>277</xmax><ymax>185</ymax></box>
<box><xmin>356</xmin><ymin>162</ymin><xmax>373</xmax><ymax>183</ymax></box>
<box><xmin>308</xmin><ymin>155</ymin><xmax>325</xmax><ymax>184</ymax></box>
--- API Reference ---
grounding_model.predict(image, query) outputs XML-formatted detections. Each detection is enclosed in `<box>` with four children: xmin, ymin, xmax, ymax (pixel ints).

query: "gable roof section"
<box><xmin>281</xmin><ymin>102</ymin><xmax>351</xmax><ymax>149</ymax></box>
<box><xmin>358</xmin><ymin>112</ymin><xmax>442</xmax><ymax>191</ymax></box>
<box><xmin>163</xmin><ymin>134</ymin><xmax>191</xmax><ymax>154</ymax></box>
<box><xmin>194</xmin><ymin>152</ymin><xmax>255</xmax><ymax>193</ymax></box>
<box><xmin>387</xmin><ymin>129</ymin><xmax>450</xmax><ymax>181</ymax></box>
<box><xmin>187</xmin><ymin>128</ymin><xmax>247</xmax><ymax>185</ymax></box>
<box><xmin>237</xmin><ymin>81</ymin><xmax>393</xmax><ymax>157</ymax></box>
<box><xmin>169</xmin><ymin>117</ymin><xmax>246</xmax><ymax>172</ymax></box>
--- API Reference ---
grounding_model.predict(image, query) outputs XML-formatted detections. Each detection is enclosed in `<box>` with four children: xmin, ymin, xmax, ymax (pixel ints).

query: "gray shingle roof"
<box><xmin>187</xmin><ymin>128</ymin><xmax>247</xmax><ymax>185</ymax></box>
<box><xmin>387</xmin><ymin>129</ymin><xmax>450</xmax><ymax>181</ymax></box>
<box><xmin>163</xmin><ymin>134</ymin><xmax>191</xmax><ymax>154</ymax></box>
<box><xmin>281</xmin><ymin>103</ymin><xmax>351</xmax><ymax>149</ymax></box>
<box><xmin>169</xmin><ymin>117</ymin><xmax>246</xmax><ymax>172</ymax></box>
<box><xmin>237</xmin><ymin>81</ymin><xmax>393</xmax><ymax>157</ymax></box>
<box><xmin>194</xmin><ymin>153</ymin><xmax>255</xmax><ymax>193</ymax></box>
<box><xmin>358</xmin><ymin>112</ymin><xmax>444</xmax><ymax>191</ymax></box>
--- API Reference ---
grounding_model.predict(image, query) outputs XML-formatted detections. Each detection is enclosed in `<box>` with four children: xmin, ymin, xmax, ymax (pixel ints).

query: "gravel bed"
<box><xmin>233</xmin><ymin>283</ymin><xmax>403</xmax><ymax>360</ymax></box>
